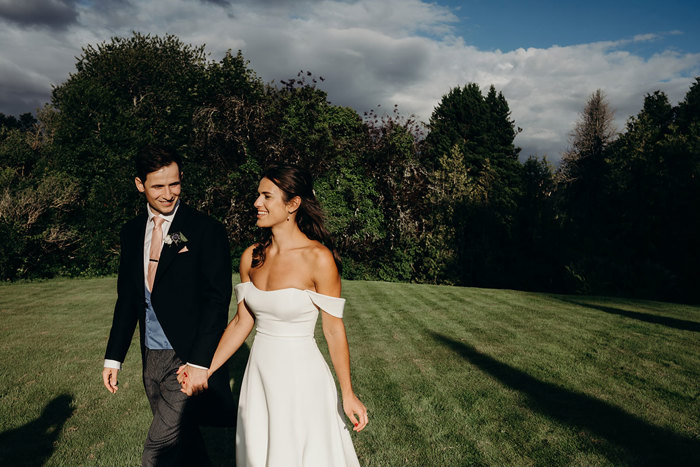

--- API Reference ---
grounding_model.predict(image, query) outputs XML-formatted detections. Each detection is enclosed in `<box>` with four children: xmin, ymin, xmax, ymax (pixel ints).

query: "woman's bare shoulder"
<box><xmin>305</xmin><ymin>240</ymin><xmax>335</xmax><ymax>268</ymax></box>
<box><xmin>304</xmin><ymin>241</ymin><xmax>340</xmax><ymax>295</ymax></box>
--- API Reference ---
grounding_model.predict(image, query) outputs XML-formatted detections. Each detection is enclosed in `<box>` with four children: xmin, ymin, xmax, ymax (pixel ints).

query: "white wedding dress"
<box><xmin>233</xmin><ymin>281</ymin><xmax>361</xmax><ymax>467</ymax></box>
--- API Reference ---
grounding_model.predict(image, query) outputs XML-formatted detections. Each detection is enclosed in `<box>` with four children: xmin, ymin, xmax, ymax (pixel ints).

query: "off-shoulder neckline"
<box><xmin>239</xmin><ymin>281</ymin><xmax>343</xmax><ymax>300</ymax></box>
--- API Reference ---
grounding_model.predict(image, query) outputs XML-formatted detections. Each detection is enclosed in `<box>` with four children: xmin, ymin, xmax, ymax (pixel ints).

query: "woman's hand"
<box><xmin>343</xmin><ymin>393</ymin><xmax>368</xmax><ymax>432</ymax></box>
<box><xmin>176</xmin><ymin>364</ymin><xmax>209</xmax><ymax>396</ymax></box>
<box><xmin>176</xmin><ymin>364</ymin><xmax>189</xmax><ymax>392</ymax></box>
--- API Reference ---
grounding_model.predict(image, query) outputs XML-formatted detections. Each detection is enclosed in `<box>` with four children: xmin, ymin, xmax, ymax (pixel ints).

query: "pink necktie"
<box><xmin>147</xmin><ymin>216</ymin><xmax>165</xmax><ymax>291</ymax></box>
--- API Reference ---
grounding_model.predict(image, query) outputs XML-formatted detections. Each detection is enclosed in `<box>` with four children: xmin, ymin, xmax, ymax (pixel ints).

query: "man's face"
<box><xmin>135</xmin><ymin>162</ymin><xmax>182</xmax><ymax>215</ymax></box>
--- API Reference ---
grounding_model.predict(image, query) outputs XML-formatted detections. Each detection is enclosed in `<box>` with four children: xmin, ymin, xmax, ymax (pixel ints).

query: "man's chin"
<box><xmin>150</xmin><ymin>200</ymin><xmax>178</xmax><ymax>215</ymax></box>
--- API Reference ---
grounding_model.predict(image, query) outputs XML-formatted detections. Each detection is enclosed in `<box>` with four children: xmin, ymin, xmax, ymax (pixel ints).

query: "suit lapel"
<box><xmin>153</xmin><ymin>203</ymin><xmax>190</xmax><ymax>289</ymax></box>
<box><xmin>132</xmin><ymin>213</ymin><xmax>148</xmax><ymax>292</ymax></box>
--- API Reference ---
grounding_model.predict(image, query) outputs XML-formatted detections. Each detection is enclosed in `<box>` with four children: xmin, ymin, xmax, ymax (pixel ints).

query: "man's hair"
<box><xmin>135</xmin><ymin>145</ymin><xmax>183</xmax><ymax>182</ymax></box>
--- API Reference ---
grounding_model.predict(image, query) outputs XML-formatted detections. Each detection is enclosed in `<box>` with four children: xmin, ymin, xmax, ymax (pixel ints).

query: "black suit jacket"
<box><xmin>104</xmin><ymin>202</ymin><xmax>235</xmax><ymax>426</ymax></box>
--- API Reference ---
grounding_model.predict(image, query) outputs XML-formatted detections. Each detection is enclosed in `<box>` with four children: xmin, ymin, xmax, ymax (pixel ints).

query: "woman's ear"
<box><xmin>287</xmin><ymin>195</ymin><xmax>302</xmax><ymax>213</ymax></box>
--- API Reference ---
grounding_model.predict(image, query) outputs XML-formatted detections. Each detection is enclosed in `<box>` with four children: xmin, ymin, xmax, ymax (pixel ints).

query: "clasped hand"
<box><xmin>176</xmin><ymin>364</ymin><xmax>209</xmax><ymax>396</ymax></box>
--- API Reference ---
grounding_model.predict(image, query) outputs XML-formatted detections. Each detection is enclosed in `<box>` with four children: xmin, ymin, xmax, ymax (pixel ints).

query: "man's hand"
<box><xmin>102</xmin><ymin>367</ymin><xmax>119</xmax><ymax>394</ymax></box>
<box><xmin>176</xmin><ymin>364</ymin><xmax>209</xmax><ymax>396</ymax></box>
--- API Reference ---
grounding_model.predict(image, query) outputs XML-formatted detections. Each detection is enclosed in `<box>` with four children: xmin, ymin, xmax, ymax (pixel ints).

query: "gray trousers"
<box><xmin>141</xmin><ymin>348</ymin><xmax>210</xmax><ymax>467</ymax></box>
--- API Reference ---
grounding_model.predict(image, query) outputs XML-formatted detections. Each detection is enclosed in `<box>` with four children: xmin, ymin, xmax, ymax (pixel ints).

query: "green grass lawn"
<box><xmin>1</xmin><ymin>277</ymin><xmax>698</xmax><ymax>466</ymax></box>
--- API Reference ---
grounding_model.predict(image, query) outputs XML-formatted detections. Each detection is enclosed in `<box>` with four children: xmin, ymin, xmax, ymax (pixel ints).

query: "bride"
<box><xmin>180</xmin><ymin>164</ymin><xmax>367</xmax><ymax>466</ymax></box>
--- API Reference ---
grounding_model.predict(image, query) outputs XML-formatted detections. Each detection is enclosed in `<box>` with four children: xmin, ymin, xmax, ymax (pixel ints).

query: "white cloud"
<box><xmin>307</xmin><ymin>0</ymin><xmax>458</xmax><ymax>37</ymax></box>
<box><xmin>0</xmin><ymin>0</ymin><xmax>698</xmax><ymax>162</ymax></box>
<box><xmin>631</xmin><ymin>33</ymin><xmax>658</xmax><ymax>42</ymax></box>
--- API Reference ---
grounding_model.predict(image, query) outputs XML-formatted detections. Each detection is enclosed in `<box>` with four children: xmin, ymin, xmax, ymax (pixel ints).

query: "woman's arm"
<box><xmin>322</xmin><ymin>314</ymin><xmax>353</xmax><ymax>394</ymax></box>
<box><xmin>315</xmin><ymin>247</ymin><xmax>368</xmax><ymax>432</ymax></box>
<box><xmin>207</xmin><ymin>299</ymin><xmax>255</xmax><ymax>375</ymax></box>
<box><xmin>210</xmin><ymin>245</ymin><xmax>256</xmax><ymax>374</ymax></box>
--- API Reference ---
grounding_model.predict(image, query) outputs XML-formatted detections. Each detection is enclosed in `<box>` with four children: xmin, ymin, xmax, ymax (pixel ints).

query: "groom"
<box><xmin>102</xmin><ymin>145</ymin><xmax>234</xmax><ymax>466</ymax></box>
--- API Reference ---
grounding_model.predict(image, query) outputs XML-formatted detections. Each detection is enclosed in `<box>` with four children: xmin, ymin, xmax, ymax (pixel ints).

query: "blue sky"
<box><xmin>440</xmin><ymin>0</ymin><xmax>700</xmax><ymax>55</ymax></box>
<box><xmin>0</xmin><ymin>0</ymin><xmax>699</xmax><ymax>161</ymax></box>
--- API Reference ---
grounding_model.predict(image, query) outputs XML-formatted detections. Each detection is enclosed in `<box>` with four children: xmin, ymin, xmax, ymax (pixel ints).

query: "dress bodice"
<box><xmin>234</xmin><ymin>281</ymin><xmax>345</xmax><ymax>338</ymax></box>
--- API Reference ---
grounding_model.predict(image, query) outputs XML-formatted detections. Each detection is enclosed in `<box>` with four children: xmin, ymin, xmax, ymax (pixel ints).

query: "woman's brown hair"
<box><xmin>252</xmin><ymin>164</ymin><xmax>342</xmax><ymax>274</ymax></box>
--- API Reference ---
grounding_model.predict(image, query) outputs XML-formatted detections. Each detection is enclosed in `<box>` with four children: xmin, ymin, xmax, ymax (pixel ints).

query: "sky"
<box><xmin>1</xmin><ymin>0</ymin><xmax>699</xmax><ymax>162</ymax></box>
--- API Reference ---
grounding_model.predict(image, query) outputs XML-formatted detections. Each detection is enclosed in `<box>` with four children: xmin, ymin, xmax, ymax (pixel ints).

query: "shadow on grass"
<box><xmin>202</xmin><ymin>342</ymin><xmax>250</xmax><ymax>466</ymax></box>
<box><xmin>559</xmin><ymin>298</ymin><xmax>700</xmax><ymax>332</ymax></box>
<box><xmin>0</xmin><ymin>394</ymin><xmax>74</xmax><ymax>465</ymax></box>
<box><xmin>430</xmin><ymin>332</ymin><xmax>700</xmax><ymax>466</ymax></box>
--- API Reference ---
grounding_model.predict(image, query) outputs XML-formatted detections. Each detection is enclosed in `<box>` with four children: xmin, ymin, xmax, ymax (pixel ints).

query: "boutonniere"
<box><xmin>164</xmin><ymin>231</ymin><xmax>188</xmax><ymax>247</ymax></box>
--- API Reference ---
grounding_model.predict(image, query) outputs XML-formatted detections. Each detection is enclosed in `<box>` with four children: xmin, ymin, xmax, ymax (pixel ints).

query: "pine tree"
<box><xmin>558</xmin><ymin>89</ymin><xmax>616</xmax><ymax>184</ymax></box>
<box><xmin>424</xmin><ymin>83</ymin><xmax>489</xmax><ymax>171</ymax></box>
<box><xmin>424</xmin><ymin>83</ymin><xmax>523</xmax><ymax>287</ymax></box>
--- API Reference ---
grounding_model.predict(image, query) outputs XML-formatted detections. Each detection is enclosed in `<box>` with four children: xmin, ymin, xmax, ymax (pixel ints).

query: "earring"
<box><xmin>287</xmin><ymin>212</ymin><xmax>291</xmax><ymax>221</ymax></box>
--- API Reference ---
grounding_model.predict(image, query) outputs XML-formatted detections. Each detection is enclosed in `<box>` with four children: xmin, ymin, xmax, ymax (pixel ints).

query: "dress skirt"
<box><xmin>235</xmin><ymin>332</ymin><xmax>360</xmax><ymax>467</ymax></box>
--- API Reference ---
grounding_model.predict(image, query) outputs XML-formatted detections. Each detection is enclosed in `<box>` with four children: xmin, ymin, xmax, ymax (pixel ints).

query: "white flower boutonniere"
<box><xmin>164</xmin><ymin>231</ymin><xmax>188</xmax><ymax>247</ymax></box>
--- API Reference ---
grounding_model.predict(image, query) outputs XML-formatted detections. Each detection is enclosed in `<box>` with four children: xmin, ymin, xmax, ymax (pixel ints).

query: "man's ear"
<box><xmin>135</xmin><ymin>177</ymin><xmax>146</xmax><ymax>193</ymax></box>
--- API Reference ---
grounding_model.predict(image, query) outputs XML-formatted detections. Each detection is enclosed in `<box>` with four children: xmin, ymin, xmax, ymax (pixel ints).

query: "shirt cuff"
<box><xmin>104</xmin><ymin>359</ymin><xmax>122</xmax><ymax>370</ymax></box>
<box><xmin>186</xmin><ymin>362</ymin><xmax>209</xmax><ymax>370</ymax></box>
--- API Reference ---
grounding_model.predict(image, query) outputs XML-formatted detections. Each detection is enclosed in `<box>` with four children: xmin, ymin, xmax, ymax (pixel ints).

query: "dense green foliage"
<box><xmin>1</xmin><ymin>277</ymin><xmax>698</xmax><ymax>465</ymax></box>
<box><xmin>1</xmin><ymin>32</ymin><xmax>699</xmax><ymax>302</ymax></box>
<box><xmin>557</xmin><ymin>84</ymin><xmax>700</xmax><ymax>301</ymax></box>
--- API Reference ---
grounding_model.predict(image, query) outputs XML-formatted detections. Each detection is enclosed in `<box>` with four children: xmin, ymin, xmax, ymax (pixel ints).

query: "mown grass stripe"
<box><xmin>1</xmin><ymin>277</ymin><xmax>698</xmax><ymax>465</ymax></box>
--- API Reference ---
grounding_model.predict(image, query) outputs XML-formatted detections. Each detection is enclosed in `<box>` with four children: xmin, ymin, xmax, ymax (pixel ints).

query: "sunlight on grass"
<box><xmin>1</xmin><ymin>277</ymin><xmax>698</xmax><ymax>465</ymax></box>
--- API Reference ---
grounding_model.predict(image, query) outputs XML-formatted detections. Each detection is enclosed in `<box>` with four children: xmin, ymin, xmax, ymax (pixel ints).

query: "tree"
<box><xmin>425</xmin><ymin>144</ymin><xmax>489</xmax><ymax>283</ymax></box>
<box><xmin>605</xmin><ymin>87</ymin><xmax>700</xmax><ymax>300</ymax></box>
<box><xmin>0</xmin><ymin>112</ymin><xmax>37</xmax><ymax>134</ymax></box>
<box><xmin>424</xmin><ymin>84</ymin><xmax>523</xmax><ymax>287</ymax></box>
<box><xmin>190</xmin><ymin>70</ymin><xmax>367</xmax><ymax>261</ymax></box>
<box><xmin>363</xmin><ymin>108</ymin><xmax>428</xmax><ymax>281</ymax></box>
<box><xmin>424</xmin><ymin>83</ymin><xmax>490</xmax><ymax>172</ymax></box>
<box><xmin>558</xmin><ymin>89</ymin><xmax>616</xmax><ymax>184</ymax></box>
<box><xmin>676</xmin><ymin>77</ymin><xmax>700</xmax><ymax>132</ymax></box>
<box><xmin>48</xmin><ymin>33</ymin><xmax>261</xmax><ymax>274</ymax></box>
<box><xmin>513</xmin><ymin>156</ymin><xmax>561</xmax><ymax>291</ymax></box>
<box><xmin>0</xmin><ymin>112</ymin><xmax>79</xmax><ymax>279</ymax></box>
<box><xmin>554</xmin><ymin>90</ymin><xmax>617</xmax><ymax>291</ymax></box>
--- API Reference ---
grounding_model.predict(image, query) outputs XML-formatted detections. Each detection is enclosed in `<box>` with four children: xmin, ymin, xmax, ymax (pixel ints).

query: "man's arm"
<box><xmin>184</xmin><ymin>221</ymin><xmax>232</xmax><ymax>393</ymax></box>
<box><xmin>102</xmin><ymin>227</ymin><xmax>139</xmax><ymax>393</ymax></box>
